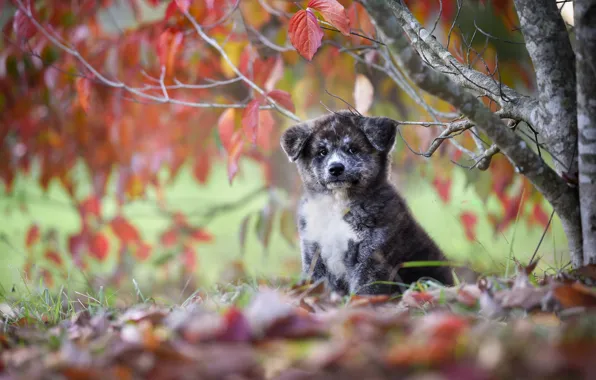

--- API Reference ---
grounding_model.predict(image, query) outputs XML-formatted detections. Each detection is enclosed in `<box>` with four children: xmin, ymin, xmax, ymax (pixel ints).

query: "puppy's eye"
<box><xmin>347</xmin><ymin>147</ymin><xmax>358</xmax><ymax>155</ymax></box>
<box><xmin>318</xmin><ymin>148</ymin><xmax>328</xmax><ymax>157</ymax></box>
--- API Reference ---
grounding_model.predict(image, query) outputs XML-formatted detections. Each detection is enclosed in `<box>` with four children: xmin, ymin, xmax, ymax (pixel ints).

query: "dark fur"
<box><xmin>280</xmin><ymin>111</ymin><xmax>453</xmax><ymax>295</ymax></box>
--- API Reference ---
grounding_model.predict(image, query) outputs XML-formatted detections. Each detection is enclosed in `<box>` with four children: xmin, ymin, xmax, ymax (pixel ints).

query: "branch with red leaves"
<box><xmin>10</xmin><ymin>0</ymin><xmax>299</xmax><ymax>122</ymax></box>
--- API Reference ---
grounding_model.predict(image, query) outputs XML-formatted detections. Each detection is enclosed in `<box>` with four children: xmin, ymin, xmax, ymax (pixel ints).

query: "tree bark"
<box><xmin>512</xmin><ymin>0</ymin><xmax>583</xmax><ymax>266</ymax></box>
<box><xmin>360</xmin><ymin>0</ymin><xmax>584</xmax><ymax>266</ymax></box>
<box><xmin>512</xmin><ymin>0</ymin><xmax>578</xmax><ymax>176</ymax></box>
<box><xmin>575</xmin><ymin>0</ymin><xmax>596</xmax><ymax>263</ymax></box>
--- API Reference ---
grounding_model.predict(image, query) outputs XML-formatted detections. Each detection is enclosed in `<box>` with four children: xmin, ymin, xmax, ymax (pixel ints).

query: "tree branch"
<box><xmin>182</xmin><ymin>8</ymin><xmax>301</xmax><ymax>122</ymax></box>
<box><xmin>12</xmin><ymin>0</ymin><xmax>299</xmax><ymax>115</ymax></box>
<box><xmin>360</xmin><ymin>0</ymin><xmax>582</xmax><ymax>266</ymax></box>
<box><xmin>385</xmin><ymin>0</ymin><xmax>538</xmax><ymax>126</ymax></box>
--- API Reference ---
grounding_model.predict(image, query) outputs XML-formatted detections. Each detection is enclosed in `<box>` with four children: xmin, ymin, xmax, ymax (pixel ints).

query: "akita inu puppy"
<box><xmin>281</xmin><ymin>111</ymin><xmax>453</xmax><ymax>295</ymax></box>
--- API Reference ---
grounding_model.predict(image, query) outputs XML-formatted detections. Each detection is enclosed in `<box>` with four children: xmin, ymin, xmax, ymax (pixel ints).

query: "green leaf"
<box><xmin>255</xmin><ymin>205</ymin><xmax>276</xmax><ymax>252</ymax></box>
<box><xmin>239</xmin><ymin>214</ymin><xmax>252</xmax><ymax>257</ymax></box>
<box><xmin>279</xmin><ymin>209</ymin><xmax>296</xmax><ymax>247</ymax></box>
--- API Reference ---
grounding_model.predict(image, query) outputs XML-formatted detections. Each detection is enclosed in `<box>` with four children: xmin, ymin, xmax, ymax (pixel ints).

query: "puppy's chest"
<box><xmin>300</xmin><ymin>194</ymin><xmax>362</xmax><ymax>278</ymax></box>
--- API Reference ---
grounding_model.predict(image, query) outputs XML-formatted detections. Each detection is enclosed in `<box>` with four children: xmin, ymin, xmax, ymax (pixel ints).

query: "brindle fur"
<box><xmin>280</xmin><ymin>111</ymin><xmax>453</xmax><ymax>295</ymax></box>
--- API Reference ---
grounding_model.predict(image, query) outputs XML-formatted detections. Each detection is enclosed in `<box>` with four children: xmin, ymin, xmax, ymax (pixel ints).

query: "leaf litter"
<box><xmin>2</xmin><ymin>261</ymin><xmax>596</xmax><ymax>379</ymax></box>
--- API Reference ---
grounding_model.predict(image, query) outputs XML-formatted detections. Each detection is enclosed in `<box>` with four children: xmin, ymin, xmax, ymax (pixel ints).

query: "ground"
<box><xmin>2</xmin><ymin>261</ymin><xmax>596</xmax><ymax>380</ymax></box>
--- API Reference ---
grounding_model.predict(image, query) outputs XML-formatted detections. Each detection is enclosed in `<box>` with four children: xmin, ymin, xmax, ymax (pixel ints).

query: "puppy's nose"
<box><xmin>328</xmin><ymin>162</ymin><xmax>345</xmax><ymax>176</ymax></box>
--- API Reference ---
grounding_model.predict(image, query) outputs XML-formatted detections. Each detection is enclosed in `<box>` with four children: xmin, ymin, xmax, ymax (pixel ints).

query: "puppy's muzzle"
<box><xmin>328</xmin><ymin>162</ymin><xmax>345</xmax><ymax>177</ymax></box>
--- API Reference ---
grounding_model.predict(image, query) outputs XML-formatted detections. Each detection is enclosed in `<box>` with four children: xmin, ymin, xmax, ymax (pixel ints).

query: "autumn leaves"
<box><xmin>288</xmin><ymin>0</ymin><xmax>352</xmax><ymax>61</ymax></box>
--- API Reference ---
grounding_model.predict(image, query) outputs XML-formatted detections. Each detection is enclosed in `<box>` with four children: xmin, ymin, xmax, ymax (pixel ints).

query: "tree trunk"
<box><xmin>512</xmin><ymin>0</ymin><xmax>583</xmax><ymax>266</ymax></box>
<box><xmin>575</xmin><ymin>0</ymin><xmax>596</xmax><ymax>263</ymax></box>
<box><xmin>360</xmin><ymin>0</ymin><xmax>584</xmax><ymax>267</ymax></box>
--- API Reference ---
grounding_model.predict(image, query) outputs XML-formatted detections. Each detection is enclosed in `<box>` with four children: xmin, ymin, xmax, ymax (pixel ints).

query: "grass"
<box><xmin>0</xmin><ymin>155</ymin><xmax>570</xmax><ymax>300</ymax></box>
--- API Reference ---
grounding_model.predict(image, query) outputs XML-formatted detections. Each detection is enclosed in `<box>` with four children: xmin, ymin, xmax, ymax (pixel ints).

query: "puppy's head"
<box><xmin>280</xmin><ymin>111</ymin><xmax>397</xmax><ymax>193</ymax></box>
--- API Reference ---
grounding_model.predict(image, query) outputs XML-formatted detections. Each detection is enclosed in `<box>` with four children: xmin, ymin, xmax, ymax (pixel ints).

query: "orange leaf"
<box><xmin>242</xmin><ymin>99</ymin><xmax>260</xmax><ymax>144</ymax></box>
<box><xmin>45</xmin><ymin>250</ymin><xmax>63</xmax><ymax>266</ymax></box>
<box><xmin>256</xmin><ymin>110</ymin><xmax>275</xmax><ymax>153</ymax></box>
<box><xmin>218</xmin><ymin>108</ymin><xmax>236</xmax><ymax>152</ymax></box>
<box><xmin>308</xmin><ymin>0</ymin><xmax>351</xmax><ymax>36</ymax></box>
<box><xmin>75</xmin><ymin>77</ymin><xmax>91</xmax><ymax>113</ymax></box>
<box><xmin>288</xmin><ymin>9</ymin><xmax>324</xmax><ymax>61</ymax></box>
<box><xmin>25</xmin><ymin>224</ymin><xmax>40</xmax><ymax>248</ymax></box>
<box><xmin>346</xmin><ymin>3</ymin><xmax>375</xmax><ymax>40</ymax></box>
<box><xmin>157</xmin><ymin>28</ymin><xmax>184</xmax><ymax>73</ymax></box>
<box><xmin>227</xmin><ymin>130</ymin><xmax>245</xmax><ymax>184</ymax></box>
<box><xmin>267</xmin><ymin>90</ymin><xmax>295</xmax><ymax>113</ymax></box>
<box><xmin>553</xmin><ymin>283</ymin><xmax>596</xmax><ymax>309</ymax></box>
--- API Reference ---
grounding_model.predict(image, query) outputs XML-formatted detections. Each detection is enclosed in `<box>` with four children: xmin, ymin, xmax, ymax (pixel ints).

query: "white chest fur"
<box><xmin>301</xmin><ymin>192</ymin><xmax>361</xmax><ymax>279</ymax></box>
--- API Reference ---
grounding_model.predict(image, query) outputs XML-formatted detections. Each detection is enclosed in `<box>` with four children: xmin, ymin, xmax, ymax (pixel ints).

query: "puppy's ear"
<box><xmin>358</xmin><ymin>116</ymin><xmax>398</xmax><ymax>152</ymax></box>
<box><xmin>280</xmin><ymin>123</ymin><xmax>312</xmax><ymax>162</ymax></box>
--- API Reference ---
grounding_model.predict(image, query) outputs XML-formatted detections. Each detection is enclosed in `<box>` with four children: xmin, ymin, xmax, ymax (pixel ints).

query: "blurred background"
<box><xmin>0</xmin><ymin>0</ymin><xmax>572</xmax><ymax>301</ymax></box>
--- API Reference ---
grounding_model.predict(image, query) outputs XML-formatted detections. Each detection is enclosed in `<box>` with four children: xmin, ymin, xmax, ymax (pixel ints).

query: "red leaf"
<box><xmin>288</xmin><ymin>9</ymin><xmax>324</xmax><ymax>61</ymax></box>
<box><xmin>135</xmin><ymin>242</ymin><xmax>151</xmax><ymax>261</ymax></box>
<box><xmin>25</xmin><ymin>224</ymin><xmax>40</xmax><ymax>248</ymax></box>
<box><xmin>75</xmin><ymin>77</ymin><xmax>91</xmax><ymax>113</ymax></box>
<box><xmin>175</xmin><ymin>0</ymin><xmax>190</xmax><ymax>12</ymax></box>
<box><xmin>12</xmin><ymin>9</ymin><xmax>37</xmax><ymax>40</ymax></box>
<box><xmin>532</xmin><ymin>203</ymin><xmax>550</xmax><ymax>228</ymax></box>
<box><xmin>68</xmin><ymin>232</ymin><xmax>86</xmax><ymax>259</ymax></box>
<box><xmin>308</xmin><ymin>0</ymin><xmax>351</xmax><ymax>36</ymax></box>
<box><xmin>80</xmin><ymin>196</ymin><xmax>101</xmax><ymax>218</ymax></box>
<box><xmin>267</xmin><ymin>90</ymin><xmax>295</xmax><ymax>113</ymax></box>
<box><xmin>190</xmin><ymin>228</ymin><xmax>213</xmax><ymax>242</ymax></box>
<box><xmin>182</xmin><ymin>245</ymin><xmax>197</xmax><ymax>272</ymax></box>
<box><xmin>432</xmin><ymin>176</ymin><xmax>452</xmax><ymax>203</ymax></box>
<box><xmin>90</xmin><ymin>233</ymin><xmax>110</xmax><ymax>261</ymax></box>
<box><xmin>242</xmin><ymin>100</ymin><xmax>260</xmax><ymax>144</ymax></box>
<box><xmin>193</xmin><ymin>151</ymin><xmax>211</xmax><ymax>184</ymax></box>
<box><xmin>218</xmin><ymin>307</ymin><xmax>252</xmax><ymax>342</ymax></box>
<box><xmin>164</xmin><ymin>1</ymin><xmax>178</xmax><ymax>20</ymax></box>
<box><xmin>160</xmin><ymin>228</ymin><xmax>178</xmax><ymax>247</ymax></box>
<box><xmin>496</xmin><ymin>193</ymin><xmax>524</xmax><ymax>232</ymax></box>
<box><xmin>459</xmin><ymin>212</ymin><xmax>478</xmax><ymax>241</ymax></box>
<box><xmin>110</xmin><ymin>216</ymin><xmax>141</xmax><ymax>245</ymax></box>
<box><xmin>218</xmin><ymin>108</ymin><xmax>236</xmax><ymax>152</ymax></box>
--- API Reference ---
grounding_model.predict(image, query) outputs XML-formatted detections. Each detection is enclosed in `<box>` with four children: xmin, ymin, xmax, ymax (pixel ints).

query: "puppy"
<box><xmin>280</xmin><ymin>111</ymin><xmax>453</xmax><ymax>295</ymax></box>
